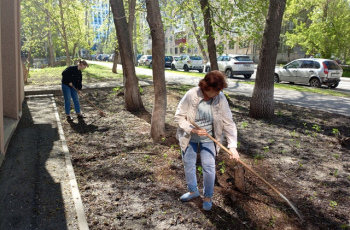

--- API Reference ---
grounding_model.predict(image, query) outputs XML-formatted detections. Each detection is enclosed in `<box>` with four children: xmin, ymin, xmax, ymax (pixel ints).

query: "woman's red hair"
<box><xmin>198</xmin><ymin>70</ymin><xmax>227</xmax><ymax>92</ymax></box>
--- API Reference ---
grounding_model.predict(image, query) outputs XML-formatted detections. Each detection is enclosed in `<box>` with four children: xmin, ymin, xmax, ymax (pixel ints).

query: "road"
<box><xmin>88</xmin><ymin>60</ymin><xmax>350</xmax><ymax>117</ymax></box>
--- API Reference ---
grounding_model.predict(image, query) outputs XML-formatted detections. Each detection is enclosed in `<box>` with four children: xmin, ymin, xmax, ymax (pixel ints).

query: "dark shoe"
<box><xmin>203</xmin><ymin>198</ymin><xmax>212</xmax><ymax>211</ymax></box>
<box><xmin>77</xmin><ymin>114</ymin><xmax>86</xmax><ymax>119</ymax></box>
<box><xmin>66</xmin><ymin>116</ymin><xmax>74</xmax><ymax>122</ymax></box>
<box><xmin>180</xmin><ymin>190</ymin><xmax>200</xmax><ymax>202</ymax></box>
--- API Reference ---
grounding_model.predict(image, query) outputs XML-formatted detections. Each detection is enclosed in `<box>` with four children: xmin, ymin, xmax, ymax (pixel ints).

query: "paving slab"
<box><xmin>0</xmin><ymin>95</ymin><xmax>88</xmax><ymax>230</ymax></box>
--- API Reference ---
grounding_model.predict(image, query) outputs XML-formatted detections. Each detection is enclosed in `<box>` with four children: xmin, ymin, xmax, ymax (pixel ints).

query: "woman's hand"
<box><xmin>229</xmin><ymin>148</ymin><xmax>240</xmax><ymax>161</ymax></box>
<box><xmin>69</xmin><ymin>82</ymin><xmax>73</xmax><ymax>87</ymax></box>
<box><xmin>191</xmin><ymin>128</ymin><xmax>208</xmax><ymax>136</ymax></box>
<box><xmin>78</xmin><ymin>90</ymin><xmax>82</xmax><ymax>95</ymax></box>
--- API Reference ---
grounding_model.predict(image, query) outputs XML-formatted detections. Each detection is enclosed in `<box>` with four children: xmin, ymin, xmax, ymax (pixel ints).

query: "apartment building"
<box><xmin>0</xmin><ymin>0</ymin><xmax>24</xmax><ymax>166</ymax></box>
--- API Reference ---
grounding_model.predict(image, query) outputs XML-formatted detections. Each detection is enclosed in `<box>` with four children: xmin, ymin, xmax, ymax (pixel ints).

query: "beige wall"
<box><xmin>0</xmin><ymin>0</ymin><xmax>23</xmax><ymax>166</ymax></box>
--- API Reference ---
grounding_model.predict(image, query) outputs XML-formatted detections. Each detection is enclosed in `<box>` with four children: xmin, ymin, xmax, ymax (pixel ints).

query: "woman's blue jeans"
<box><xmin>182</xmin><ymin>141</ymin><xmax>216</xmax><ymax>198</ymax></box>
<box><xmin>61</xmin><ymin>83</ymin><xmax>81</xmax><ymax>115</ymax></box>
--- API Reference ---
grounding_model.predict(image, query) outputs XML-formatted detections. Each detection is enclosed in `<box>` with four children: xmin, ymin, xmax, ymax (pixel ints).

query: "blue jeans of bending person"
<box><xmin>62</xmin><ymin>83</ymin><xmax>81</xmax><ymax>115</ymax></box>
<box><xmin>182</xmin><ymin>141</ymin><xmax>216</xmax><ymax>198</ymax></box>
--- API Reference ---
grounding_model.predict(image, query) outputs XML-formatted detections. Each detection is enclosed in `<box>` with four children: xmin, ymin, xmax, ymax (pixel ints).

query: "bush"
<box><xmin>340</xmin><ymin>65</ymin><xmax>350</xmax><ymax>78</ymax></box>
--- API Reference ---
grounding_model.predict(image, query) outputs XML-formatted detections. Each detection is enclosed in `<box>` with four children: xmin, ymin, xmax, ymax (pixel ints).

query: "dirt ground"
<box><xmin>55</xmin><ymin>85</ymin><xmax>350</xmax><ymax>230</ymax></box>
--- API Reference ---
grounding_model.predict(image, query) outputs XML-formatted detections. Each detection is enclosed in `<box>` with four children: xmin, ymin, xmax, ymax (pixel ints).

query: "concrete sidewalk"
<box><xmin>0</xmin><ymin>95</ymin><xmax>88</xmax><ymax>230</ymax></box>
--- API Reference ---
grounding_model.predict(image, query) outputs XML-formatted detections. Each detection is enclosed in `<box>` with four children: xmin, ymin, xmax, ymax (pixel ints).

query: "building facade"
<box><xmin>140</xmin><ymin>16</ymin><xmax>305</xmax><ymax>64</ymax></box>
<box><xmin>0</xmin><ymin>0</ymin><xmax>24</xmax><ymax>166</ymax></box>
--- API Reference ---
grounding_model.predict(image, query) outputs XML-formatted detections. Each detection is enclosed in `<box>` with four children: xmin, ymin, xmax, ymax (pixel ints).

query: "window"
<box><xmin>175</xmin><ymin>47</ymin><xmax>178</xmax><ymax>54</ymax></box>
<box><xmin>190</xmin><ymin>56</ymin><xmax>202</xmax><ymax>60</ymax></box>
<box><xmin>301</xmin><ymin>60</ymin><xmax>315</xmax><ymax>68</ymax></box>
<box><xmin>286</xmin><ymin>60</ymin><xmax>301</xmax><ymax>69</ymax></box>
<box><xmin>234</xmin><ymin>56</ymin><xmax>252</xmax><ymax>61</ymax></box>
<box><xmin>229</xmin><ymin>41</ymin><xmax>235</xmax><ymax>49</ymax></box>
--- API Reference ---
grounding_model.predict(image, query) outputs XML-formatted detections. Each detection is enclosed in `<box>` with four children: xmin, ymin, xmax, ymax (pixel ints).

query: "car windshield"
<box><xmin>190</xmin><ymin>56</ymin><xmax>202</xmax><ymax>60</ymax></box>
<box><xmin>323</xmin><ymin>61</ymin><xmax>341</xmax><ymax>70</ymax></box>
<box><xmin>147</xmin><ymin>56</ymin><xmax>152</xmax><ymax>59</ymax></box>
<box><xmin>234</xmin><ymin>56</ymin><xmax>252</xmax><ymax>61</ymax></box>
<box><xmin>165</xmin><ymin>56</ymin><xmax>173</xmax><ymax>61</ymax></box>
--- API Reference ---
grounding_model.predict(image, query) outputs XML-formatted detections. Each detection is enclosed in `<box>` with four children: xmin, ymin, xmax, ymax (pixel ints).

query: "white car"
<box><xmin>274</xmin><ymin>58</ymin><xmax>342</xmax><ymax>88</ymax></box>
<box><xmin>138</xmin><ymin>55</ymin><xmax>152</xmax><ymax>67</ymax></box>
<box><xmin>205</xmin><ymin>55</ymin><xmax>255</xmax><ymax>79</ymax></box>
<box><xmin>171</xmin><ymin>55</ymin><xmax>204</xmax><ymax>73</ymax></box>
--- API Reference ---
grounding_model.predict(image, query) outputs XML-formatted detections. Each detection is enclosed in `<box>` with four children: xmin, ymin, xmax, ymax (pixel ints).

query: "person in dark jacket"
<box><xmin>61</xmin><ymin>60</ymin><xmax>89</xmax><ymax>121</ymax></box>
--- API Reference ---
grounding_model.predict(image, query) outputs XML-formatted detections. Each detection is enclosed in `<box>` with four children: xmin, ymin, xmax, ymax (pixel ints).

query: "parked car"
<box><xmin>274</xmin><ymin>58</ymin><xmax>342</xmax><ymax>88</ymax></box>
<box><xmin>171</xmin><ymin>55</ymin><xmax>204</xmax><ymax>73</ymax></box>
<box><xmin>138</xmin><ymin>55</ymin><xmax>152</xmax><ymax>67</ymax></box>
<box><xmin>165</xmin><ymin>56</ymin><xmax>174</xmax><ymax>68</ymax></box>
<box><xmin>95</xmin><ymin>54</ymin><xmax>102</xmax><ymax>60</ymax></box>
<box><xmin>205</xmin><ymin>55</ymin><xmax>255</xmax><ymax>79</ymax></box>
<box><xmin>171</xmin><ymin>56</ymin><xmax>180</xmax><ymax>70</ymax></box>
<box><xmin>108</xmin><ymin>54</ymin><xmax>115</xmax><ymax>62</ymax></box>
<box><xmin>100</xmin><ymin>54</ymin><xmax>109</xmax><ymax>61</ymax></box>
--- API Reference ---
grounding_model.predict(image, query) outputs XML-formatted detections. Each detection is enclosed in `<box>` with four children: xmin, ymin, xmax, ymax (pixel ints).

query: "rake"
<box><xmin>71</xmin><ymin>85</ymin><xmax>106</xmax><ymax>117</ymax></box>
<box><xmin>191</xmin><ymin>122</ymin><xmax>303</xmax><ymax>221</ymax></box>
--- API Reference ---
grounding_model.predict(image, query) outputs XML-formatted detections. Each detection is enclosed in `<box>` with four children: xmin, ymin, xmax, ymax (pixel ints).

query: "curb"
<box><xmin>50</xmin><ymin>95</ymin><xmax>89</xmax><ymax>230</ymax></box>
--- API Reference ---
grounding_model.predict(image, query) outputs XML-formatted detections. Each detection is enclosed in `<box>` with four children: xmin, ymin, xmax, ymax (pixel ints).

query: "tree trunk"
<box><xmin>110</xmin><ymin>0</ymin><xmax>144</xmax><ymax>112</ymax></box>
<box><xmin>199</xmin><ymin>0</ymin><xmax>218</xmax><ymax>70</ymax></box>
<box><xmin>190</xmin><ymin>12</ymin><xmax>208</xmax><ymax>63</ymax></box>
<box><xmin>112</xmin><ymin>48</ymin><xmax>118</xmax><ymax>73</ymax></box>
<box><xmin>22</xmin><ymin>61</ymin><xmax>28</xmax><ymax>83</ymax></box>
<box><xmin>72</xmin><ymin>42</ymin><xmax>78</xmax><ymax>60</ymax></box>
<box><xmin>249</xmin><ymin>0</ymin><xmax>286</xmax><ymax>119</ymax></box>
<box><xmin>128</xmin><ymin>0</ymin><xmax>136</xmax><ymax>64</ymax></box>
<box><xmin>45</xmin><ymin>0</ymin><xmax>55</xmax><ymax>67</ymax></box>
<box><xmin>58</xmin><ymin>0</ymin><xmax>71</xmax><ymax>66</ymax></box>
<box><xmin>146</xmin><ymin>0</ymin><xmax>167</xmax><ymax>141</ymax></box>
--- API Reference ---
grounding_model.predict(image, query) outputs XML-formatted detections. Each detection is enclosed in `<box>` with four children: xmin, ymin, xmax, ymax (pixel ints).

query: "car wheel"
<box><xmin>149</xmin><ymin>62</ymin><xmax>152</xmax><ymax>68</ymax></box>
<box><xmin>184</xmin><ymin>65</ymin><xmax>189</xmax><ymax>72</ymax></box>
<box><xmin>199</xmin><ymin>69</ymin><xmax>203</xmax><ymax>73</ymax></box>
<box><xmin>274</xmin><ymin>74</ymin><xmax>280</xmax><ymax>83</ymax></box>
<box><xmin>309</xmin><ymin>78</ymin><xmax>321</xmax><ymax>88</ymax></box>
<box><xmin>171</xmin><ymin>64</ymin><xmax>176</xmax><ymax>70</ymax></box>
<box><xmin>225</xmin><ymin>69</ymin><xmax>233</xmax><ymax>78</ymax></box>
<box><xmin>244</xmin><ymin>74</ymin><xmax>252</xmax><ymax>79</ymax></box>
<box><xmin>330</xmin><ymin>82</ymin><xmax>339</xmax><ymax>88</ymax></box>
<box><xmin>206</xmin><ymin>66</ymin><xmax>211</xmax><ymax>72</ymax></box>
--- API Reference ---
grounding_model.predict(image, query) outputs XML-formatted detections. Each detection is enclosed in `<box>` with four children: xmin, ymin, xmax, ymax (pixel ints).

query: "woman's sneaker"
<box><xmin>77</xmin><ymin>113</ymin><xmax>86</xmax><ymax>119</ymax></box>
<box><xmin>203</xmin><ymin>198</ymin><xmax>213</xmax><ymax>211</ymax></box>
<box><xmin>66</xmin><ymin>115</ymin><xmax>74</xmax><ymax>122</ymax></box>
<box><xmin>180</xmin><ymin>190</ymin><xmax>200</xmax><ymax>202</ymax></box>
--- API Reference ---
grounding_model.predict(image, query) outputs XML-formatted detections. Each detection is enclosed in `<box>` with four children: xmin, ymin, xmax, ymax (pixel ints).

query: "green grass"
<box><xmin>28</xmin><ymin>64</ymin><xmax>123</xmax><ymax>85</ymax></box>
<box><xmin>242</xmin><ymin>81</ymin><xmax>350</xmax><ymax>98</ymax></box>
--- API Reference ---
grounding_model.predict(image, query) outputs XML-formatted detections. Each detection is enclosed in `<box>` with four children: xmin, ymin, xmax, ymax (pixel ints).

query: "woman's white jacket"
<box><xmin>174</xmin><ymin>87</ymin><xmax>237</xmax><ymax>153</ymax></box>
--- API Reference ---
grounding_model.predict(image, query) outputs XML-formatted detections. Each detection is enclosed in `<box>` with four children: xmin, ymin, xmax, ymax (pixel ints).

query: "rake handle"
<box><xmin>190</xmin><ymin>122</ymin><xmax>282</xmax><ymax>196</ymax></box>
<box><xmin>71</xmin><ymin>85</ymin><xmax>105</xmax><ymax>115</ymax></box>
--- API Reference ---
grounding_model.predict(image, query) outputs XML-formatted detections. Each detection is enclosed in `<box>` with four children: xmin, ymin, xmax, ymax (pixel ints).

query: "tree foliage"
<box><xmin>21</xmin><ymin>0</ymin><xmax>94</xmax><ymax>66</ymax></box>
<box><xmin>284</xmin><ymin>0</ymin><xmax>350</xmax><ymax>61</ymax></box>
